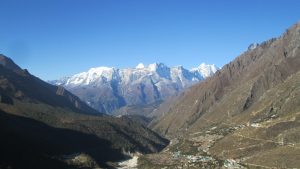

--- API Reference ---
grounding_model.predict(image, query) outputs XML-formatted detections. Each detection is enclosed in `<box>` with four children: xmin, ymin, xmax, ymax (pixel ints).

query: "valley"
<box><xmin>2</xmin><ymin>21</ymin><xmax>300</xmax><ymax>168</ymax></box>
<box><xmin>1</xmin><ymin>1</ymin><xmax>300</xmax><ymax>168</ymax></box>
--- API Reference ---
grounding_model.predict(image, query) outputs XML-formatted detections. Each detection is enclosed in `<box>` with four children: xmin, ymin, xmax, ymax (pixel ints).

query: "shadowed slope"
<box><xmin>0</xmin><ymin>110</ymin><xmax>122</xmax><ymax>169</ymax></box>
<box><xmin>0</xmin><ymin>55</ymin><xmax>169</xmax><ymax>168</ymax></box>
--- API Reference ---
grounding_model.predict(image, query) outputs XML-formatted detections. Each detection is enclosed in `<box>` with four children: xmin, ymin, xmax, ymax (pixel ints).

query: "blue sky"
<box><xmin>0</xmin><ymin>0</ymin><xmax>300</xmax><ymax>80</ymax></box>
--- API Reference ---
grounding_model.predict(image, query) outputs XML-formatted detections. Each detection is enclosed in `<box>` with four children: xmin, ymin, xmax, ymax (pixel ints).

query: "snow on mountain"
<box><xmin>191</xmin><ymin>63</ymin><xmax>218</xmax><ymax>78</ymax></box>
<box><xmin>63</xmin><ymin>67</ymin><xmax>117</xmax><ymax>86</ymax></box>
<box><xmin>58</xmin><ymin>63</ymin><xmax>218</xmax><ymax>88</ymax></box>
<box><xmin>53</xmin><ymin>63</ymin><xmax>219</xmax><ymax>113</ymax></box>
<box><xmin>136</xmin><ymin>63</ymin><xmax>145</xmax><ymax>69</ymax></box>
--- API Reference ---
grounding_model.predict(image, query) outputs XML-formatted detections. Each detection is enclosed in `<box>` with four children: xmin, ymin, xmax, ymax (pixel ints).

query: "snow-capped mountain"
<box><xmin>191</xmin><ymin>63</ymin><xmax>218</xmax><ymax>78</ymax></box>
<box><xmin>52</xmin><ymin>63</ymin><xmax>218</xmax><ymax>113</ymax></box>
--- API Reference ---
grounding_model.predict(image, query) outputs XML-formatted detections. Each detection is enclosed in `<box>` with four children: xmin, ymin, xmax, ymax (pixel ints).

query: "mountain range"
<box><xmin>52</xmin><ymin>63</ymin><xmax>218</xmax><ymax>114</ymax></box>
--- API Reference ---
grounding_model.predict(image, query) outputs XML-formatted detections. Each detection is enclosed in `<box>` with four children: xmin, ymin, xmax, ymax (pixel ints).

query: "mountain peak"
<box><xmin>87</xmin><ymin>66</ymin><xmax>114</xmax><ymax>73</ymax></box>
<box><xmin>136</xmin><ymin>63</ymin><xmax>145</xmax><ymax>69</ymax></box>
<box><xmin>191</xmin><ymin>63</ymin><xmax>219</xmax><ymax>78</ymax></box>
<box><xmin>0</xmin><ymin>54</ymin><xmax>23</xmax><ymax>72</ymax></box>
<box><xmin>148</xmin><ymin>62</ymin><xmax>166</xmax><ymax>71</ymax></box>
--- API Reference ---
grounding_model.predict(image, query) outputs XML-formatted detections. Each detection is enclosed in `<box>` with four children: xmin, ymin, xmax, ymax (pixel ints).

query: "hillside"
<box><xmin>0</xmin><ymin>55</ymin><xmax>169</xmax><ymax>169</ymax></box>
<box><xmin>145</xmin><ymin>21</ymin><xmax>300</xmax><ymax>168</ymax></box>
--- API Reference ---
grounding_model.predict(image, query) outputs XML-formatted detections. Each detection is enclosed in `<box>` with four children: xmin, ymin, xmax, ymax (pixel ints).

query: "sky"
<box><xmin>0</xmin><ymin>0</ymin><xmax>300</xmax><ymax>80</ymax></box>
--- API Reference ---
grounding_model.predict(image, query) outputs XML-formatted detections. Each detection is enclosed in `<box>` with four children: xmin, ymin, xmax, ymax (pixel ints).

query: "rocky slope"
<box><xmin>52</xmin><ymin>63</ymin><xmax>218</xmax><ymax>114</ymax></box>
<box><xmin>0</xmin><ymin>54</ymin><xmax>168</xmax><ymax>169</ymax></box>
<box><xmin>147</xmin><ymin>21</ymin><xmax>300</xmax><ymax>168</ymax></box>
